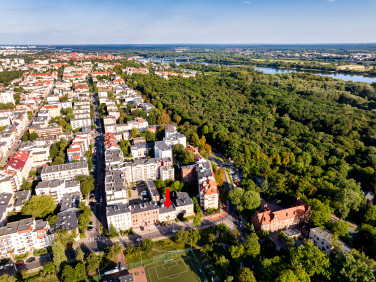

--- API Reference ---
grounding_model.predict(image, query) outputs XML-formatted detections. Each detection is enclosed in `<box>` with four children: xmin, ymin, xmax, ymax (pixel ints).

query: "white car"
<box><xmin>136</xmin><ymin>238</ymin><xmax>142</xmax><ymax>242</ymax></box>
<box><xmin>172</xmin><ymin>229</ymin><xmax>177</xmax><ymax>233</ymax></box>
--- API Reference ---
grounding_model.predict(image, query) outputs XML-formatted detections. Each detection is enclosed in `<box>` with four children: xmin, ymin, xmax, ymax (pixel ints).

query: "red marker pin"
<box><xmin>165</xmin><ymin>188</ymin><xmax>172</xmax><ymax>208</ymax></box>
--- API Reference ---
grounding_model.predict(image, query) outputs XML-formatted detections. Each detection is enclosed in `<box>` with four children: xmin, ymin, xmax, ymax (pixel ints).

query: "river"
<box><xmin>255</xmin><ymin>67</ymin><xmax>376</xmax><ymax>83</ymax></box>
<box><xmin>137</xmin><ymin>58</ymin><xmax>376</xmax><ymax>84</ymax></box>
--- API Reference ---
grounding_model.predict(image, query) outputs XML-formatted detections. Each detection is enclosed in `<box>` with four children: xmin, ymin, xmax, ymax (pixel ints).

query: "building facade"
<box><xmin>40</xmin><ymin>161</ymin><xmax>89</xmax><ymax>181</ymax></box>
<box><xmin>0</xmin><ymin>218</ymin><xmax>50</xmax><ymax>258</ymax></box>
<box><xmin>252</xmin><ymin>199</ymin><xmax>311</xmax><ymax>232</ymax></box>
<box><xmin>35</xmin><ymin>180</ymin><xmax>81</xmax><ymax>204</ymax></box>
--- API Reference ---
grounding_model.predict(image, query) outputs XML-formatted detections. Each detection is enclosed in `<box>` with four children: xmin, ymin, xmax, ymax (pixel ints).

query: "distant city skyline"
<box><xmin>0</xmin><ymin>0</ymin><xmax>375</xmax><ymax>45</ymax></box>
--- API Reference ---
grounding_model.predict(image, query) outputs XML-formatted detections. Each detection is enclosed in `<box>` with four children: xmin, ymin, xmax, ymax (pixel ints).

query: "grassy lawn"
<box><xmin>154</xmin><ymin>239</ymin><xmax>185</xmax><ymax>252</ymax></box>
<box><xmin>19</xmin><ymin>271</ymin><xmax>59</xmax><ymax>282</ymax></box>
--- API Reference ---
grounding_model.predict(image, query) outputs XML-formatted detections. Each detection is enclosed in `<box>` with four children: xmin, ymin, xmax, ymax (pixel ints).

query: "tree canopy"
<box><xmin>22</xmin><ymin>195</ymin><xmax>56</xmax><ymax>218</ymax></box>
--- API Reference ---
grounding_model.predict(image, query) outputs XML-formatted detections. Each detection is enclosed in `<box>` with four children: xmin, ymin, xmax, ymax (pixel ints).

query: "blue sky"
<box><xmin>0</xmin><ymin>0</ymin><xmax>375</xmax><ymax>44</ymax></box>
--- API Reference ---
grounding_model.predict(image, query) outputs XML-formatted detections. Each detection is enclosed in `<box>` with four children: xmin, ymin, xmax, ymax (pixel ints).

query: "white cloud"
<box><xmin>243</xmin><ymin>1</ymin><xmax>251</xmax><ymax>4</ymax></box>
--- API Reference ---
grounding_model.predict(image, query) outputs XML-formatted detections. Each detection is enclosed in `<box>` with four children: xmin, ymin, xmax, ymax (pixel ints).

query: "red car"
<box><xmin>16</xmin><ymin>260</ymin><xmax>24</xmax><ymax>265</ymax></box>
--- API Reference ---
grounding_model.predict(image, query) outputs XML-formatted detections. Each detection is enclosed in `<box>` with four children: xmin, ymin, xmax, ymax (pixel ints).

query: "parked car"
<box><xmin>136</xmin><ymin>238</ymin><xmax>142</xmax><ymax>242</ymax></box>
<box><xmin>5</xmin><ymin>263</ymin><xmax>13</xmax><ymax>268</ymax></box>
<box><xmin>172</xmin><ymin>229</ymin><xmax>177</xmax><ymax>233</ymax></box>
<box><xmin>26</xmin><ymin>257</ymin><xmax>35</xmax><ymax>263</ymax></box>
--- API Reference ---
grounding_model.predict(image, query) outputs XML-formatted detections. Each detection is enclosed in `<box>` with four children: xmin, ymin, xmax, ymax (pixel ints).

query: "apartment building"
<box><xmin>0</xmin><ymin>193</ymin><xmax>14</xmax><ymax>226</ymax></box>
<box><xmin>40</xmin><ymin>105</ymin><xmax>60</xmax><ymax>118</ymax></box>
<box><xmin>163</xmin><ymin>124</ymin><xmax>187</xmax><ymax>148</ymax></box>
<box><xmin>127</xmin><ymin>117</ymin><xmax>148</xmax><ymax>131</ymax></box>
<box><xmin>125</xmin><ymin>67</ymin><xmax>149</xmax><ymax>75</ymax></box>
<box><xmin>173</xmin><ymin>192</ymin><xmax>194</xmax><ymax>217</ymax></box>
<box><xmin>4</xmin><ymin>150</ymin><xmax>33</xmax><ymax>179</ymax></box>
<box><xmin>252</xmin><ymin>199</ymin><xmax>311</xmax><ymax>232</ymax></box>
<box><xmin>40</xmin><ymin>161</ymin><xmax>89</xmax><ymax>181</ymax></box>
<box><xmin>60</xmin><ymin>192</ymin><xmax>81</xmax><ymax>212</ymax></box>
<box><xmin>158</xmin><ymin>202</ymin><xmax>177</xmax><ymax>223</ymax></box>
<box><xmin>129</xmin><ymin>201</ymin><xmax>159</xmax><ymax>228</ymax></box>
<box><xmin>35</xmin><ymin>180</ymin><xmax>81</xmax><ymax>204</ymax></box>
<box><xmin>0</xmin><ymin>218</ymin><xmax>50</xmax><ymax>258</ymax></box>
<box><xmin>106</xmin><ymin>204</ymin><xmax>132</xmax><ymax>231</ymax></box>
<box><xmin>103</xmin><ymin>116</ymin><xmax>116</xmax><ymax>126</ymax></box>
<box><xmin>52</xmin><ymin>209</ymin><xmax>79</xmax><ymax>235</ymax></box>
<box><xmin>105</xmin><ymin>148</ymin><xmax>124</xmax><ymax>167</ymax></box>
<box><xmin>20</xmin><ymin>142</ymin><xmax>50</xmax><ymax>165</ymax></box>
<box><xmin>67</xmin><ymin>135</ymin><xmax>90</xmax><ymax>162</ymax></box>
<box><xmin>14</xmin><ymin>190</ymin><xmax>31</xmax><ymax>212</ymax></box>
<box><xmin>29</xmin><ymin>125</ymin><xmax>63</xmax><ymax>137</ymax></box>
<box><xmin>199</xmin><ymin>178</ymin><xmax>219</xmax><ymax>210</ymax></box>
<box><xmin>71</xmin><ymin>118</ymin><xmax>91</xmax><ymax>130</ymax></box>
<box><xmin>118</xmin><ymin>157</ymin><xmax>174</xmax><ymax>184</ymax></box>
<box><xmin>182</xmin><ymin>158</ymin><xmax>219</xmax><ymax>210</ymax></box>
<box><xmin>146</xmin><ymin>180</ymin><xmax>160</xmax><ymax>202</ymax></box>
<box><xmin>0</xmin><ymin>170</ymin><xmax>22</xmax><ymax>194</ymax></box>
<box><xmin>0</xmin><ymin>92</ymin><xmax>15</xmax><ymax>104</ymax></box>
<box><xmin>105</xmin><ymin>170</ymin><xmax>129</xmax><ymax>205</ymax></box>
<box><xmin>74</xmin><ymin>112</ymin><xmax>91</xmax><ymax>119</ymax></box>
<box><xmin>160</xmin><ymin>166</ymin><xmax>174</xmax><ymax>181</ymax></box>
<box><xmin>309</xmin><ymin>227</ymin><xmax>352</xmax><ymax>255</ymax></box>
<box><xmin>154</xmin><ymin>141</ymin><xmax>172</xmax><ymax>159</ymax></box>
<box><xmin>131</xmin><ymin>142</ymin><xmax>149</xmax><ymax>159</ymax></box>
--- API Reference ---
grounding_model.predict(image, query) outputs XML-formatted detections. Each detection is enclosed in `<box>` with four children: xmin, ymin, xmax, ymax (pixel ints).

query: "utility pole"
<box><xmin>140</xmin><ymin>250</ymin><xmax>143</xmax><ymax>266</ymax></box>
<box><xmin>190</xmin><ymin>237</ymin><xmax>193</xmax><ymax>251</ymax></box>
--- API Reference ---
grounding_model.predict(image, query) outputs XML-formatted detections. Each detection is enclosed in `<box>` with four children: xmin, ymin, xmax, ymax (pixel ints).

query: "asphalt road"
<box><xmin>78</xmin><ymin>77</ymin><xmax>242</xmax><ymax>252</ymax></box>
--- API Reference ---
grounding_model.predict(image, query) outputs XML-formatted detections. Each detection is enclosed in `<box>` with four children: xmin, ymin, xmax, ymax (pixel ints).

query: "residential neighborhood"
<box><xmin>0</xmin><ymin>46</ymin><xmax>372</xmax><ymax>281</ymax></box>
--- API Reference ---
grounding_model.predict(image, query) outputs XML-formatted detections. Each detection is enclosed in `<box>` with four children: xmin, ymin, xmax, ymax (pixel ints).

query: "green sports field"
<box><xmin>145</xmin><ymin>256</ymin><xmax>202</xmax><ymax>282</ymax></box>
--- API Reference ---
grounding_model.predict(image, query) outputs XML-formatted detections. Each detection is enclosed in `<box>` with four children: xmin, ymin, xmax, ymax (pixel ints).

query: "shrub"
<box><xmin>15</xmin><ymin>251</ymin><xmax>29</xmax><ymax>261</ymax></box>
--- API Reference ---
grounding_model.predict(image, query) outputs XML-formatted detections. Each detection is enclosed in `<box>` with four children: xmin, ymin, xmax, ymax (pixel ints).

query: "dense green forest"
<box><xmin>123</xmin><ymin>66</ymin><xmax>376</xmax><ymax>261</ymax></box>
<box><xmin>0</xmin><ymin>70</ymin><xmax>23</xmax><ymax>86</ymax></box>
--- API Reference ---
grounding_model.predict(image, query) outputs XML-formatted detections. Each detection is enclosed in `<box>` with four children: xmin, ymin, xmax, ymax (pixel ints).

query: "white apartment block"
<box><xmin>154</xmin><ymin>141</ymin><xmax>172</xmax><ymax>159</ymax></box>
<box><xmin>173</xmin><ymin>192</ymin><xmax>195</xmax><ymax>217</ymax></box>
<box><xmin>105</xmin><ymin>170</ymin><xmax>129</xmax><ymax>206</ymax></box>
<box><xmin>113</xmin><ymin>158</ymin><xmax>174</xmax><ymax>184</ymax></box>
<box><xmin>163</xmin><ymin>124</ymin><xmax>187</xmax><ymax>148</ymax></box>
<box><xmin>0</xmin><ymin>170</ymin><xmax>22</xmax><ymax>194</ymax></box>
<box><xmin>35</xmin><ymin>180</ymin><xmax>81</xmax><ymax>204</ymax></box>
<box><xmin>0</xmin><ymin>92</ymin><xmax>15</xmax><ymax>104</ymax></box>
<box><xmin>106</xmin><ymin>204</ymin><xmax>132</xmax><ymax>231</ymax></box>
<box><xmin>160</xmin><ymin>166</ymin><xmax>175</xmax><ymax>181</ymax></box>
<box><xmin>71</xmin><ymin>118</ymin><xmax>91</xmax><ymax>130</ymax></box>
<box><xmin>309</xmin><ymin>227</ymin><xmax>352</xmax><ymax>255</ymax></box>
<box><xmin>0</xmin><ymin>218</ymin><xmax>51</xmax><ymax>258</ymax></box>
<box><xmin>40</xmin><ymin>161</ymin><xmax>89</xmax><ymax>181</ymax></box>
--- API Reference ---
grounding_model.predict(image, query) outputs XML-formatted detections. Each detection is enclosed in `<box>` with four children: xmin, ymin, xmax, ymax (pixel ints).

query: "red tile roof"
<box><xmin>4</xmin><ymin>150</ymin><xmax>29</xmax><ymax>171</ymax></box>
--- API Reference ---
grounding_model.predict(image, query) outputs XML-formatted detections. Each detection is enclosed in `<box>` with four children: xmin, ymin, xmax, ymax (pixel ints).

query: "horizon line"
<box><xmin>1</xmin><ymin>43</ymin><xmax>376</xmax><ymax>46</ymax></box>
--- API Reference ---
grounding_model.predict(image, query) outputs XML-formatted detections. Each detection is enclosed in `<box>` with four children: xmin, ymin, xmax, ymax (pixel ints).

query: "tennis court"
<box><xmin>145</xmin><ymin>256</ymin><xmax>202</xmax><ymax>282</ymax></box>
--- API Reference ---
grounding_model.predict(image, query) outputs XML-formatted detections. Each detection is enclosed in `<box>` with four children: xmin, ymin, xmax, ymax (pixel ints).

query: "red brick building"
<box><xmin>252</xmin><ymin>198</ymin><xmax>311</xmax><ymax>232</ymax></box>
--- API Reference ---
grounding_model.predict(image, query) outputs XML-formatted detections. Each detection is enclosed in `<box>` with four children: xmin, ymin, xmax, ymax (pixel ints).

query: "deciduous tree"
<box><xmin>52</xmin><ymin>240</ymin><xmax>67</xmax><ymax>273</ymax></box>
<box><xmin>22</xmin><ymin>195</ymin><xmax>56</xmax><ymax>218</ymax></box>
<box><xmin>290</xmin><ymin>240</ymin><xmax>330</xmax><ymax>278</ymax></box>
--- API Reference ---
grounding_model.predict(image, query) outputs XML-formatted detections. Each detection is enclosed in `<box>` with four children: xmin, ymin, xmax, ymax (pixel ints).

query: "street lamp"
<box><xmin>140</xmin><ymin>250</ymin><xmax>142</xmax><ymax>266</ymax></box>
<box><xmin>190</xmin><ymin>237</ymin><xmax>192</xmax><ymax>251</ymax></box>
